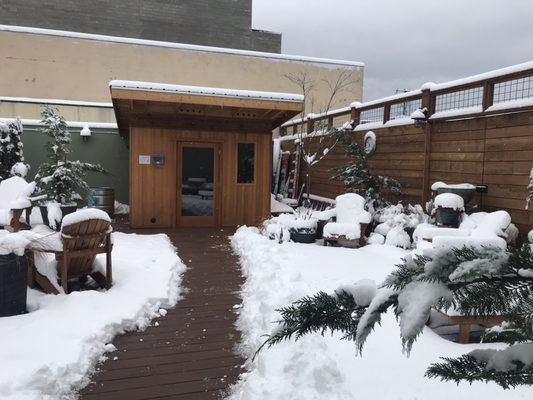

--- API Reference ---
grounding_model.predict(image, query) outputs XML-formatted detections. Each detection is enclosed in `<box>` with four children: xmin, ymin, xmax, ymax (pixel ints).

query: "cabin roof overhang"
<box><xmin>109</xmin><ymin>81</ymin><xmax>304</xmax><ymax>136</ymax></box>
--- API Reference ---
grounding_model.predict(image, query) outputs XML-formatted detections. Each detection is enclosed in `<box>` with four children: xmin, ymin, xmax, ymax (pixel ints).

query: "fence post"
<box><xmin>351</xmin><ymin>105</ymin><xmax>361</xmax><ymax>128</ymax></box>
<box><xmin>482</xmin><ymin>81</ymin><xmax>495</xmax><ymax>111</ymax></box>
<box><xmin>421</xmin><ymin>88</ymin><xmax>433</xmax><ymax>205</ymax></box>
<box><xmin>307</xmin><ymin>118</ymin><xmax>315</xmax><ymax>134</ymax></box>
<box><xmin>383</xmin><ymin>103</ymin><xmax>391</xmax><ymax>124</ymax></box>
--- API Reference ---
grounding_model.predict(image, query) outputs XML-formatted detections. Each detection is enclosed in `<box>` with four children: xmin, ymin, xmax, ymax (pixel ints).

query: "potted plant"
<box><xmin>35</xmin><ymin>107</ymin><xmax>105</xmax><ymax>230</ymax></box>
<box><xmin>432</xmin><ymin>193</ymin><xmax>464</xmax><ymax>228</ymax></box>
<box><xmin>288</xmin><ymin>208</ymin><xmax>318</xmax><ymax>243</ymax></box>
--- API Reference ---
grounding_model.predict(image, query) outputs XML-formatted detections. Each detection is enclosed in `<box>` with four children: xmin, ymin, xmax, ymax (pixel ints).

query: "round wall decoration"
<box><xmin>363</xmin><ymin>131</ymin><xmax>377</xmax><ymax>155</ymax></box>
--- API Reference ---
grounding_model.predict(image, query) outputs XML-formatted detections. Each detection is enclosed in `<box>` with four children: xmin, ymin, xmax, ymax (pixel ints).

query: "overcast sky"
<box><xmin>253</xmin><ymin>0</ymin><xmax>533</xmax><ymax>101</ymax></box>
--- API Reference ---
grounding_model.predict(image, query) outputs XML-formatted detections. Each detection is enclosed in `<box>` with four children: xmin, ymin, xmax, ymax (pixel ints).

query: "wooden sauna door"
<box><xmin>177</xmin><ymin>142</ymin><xmax>220</xmax><ymax>227</ymax></box>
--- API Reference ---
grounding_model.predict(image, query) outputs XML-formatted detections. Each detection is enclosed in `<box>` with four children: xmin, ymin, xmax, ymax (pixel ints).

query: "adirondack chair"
<box><xmin>0</xmin><ymin>176</ymin><xmax>36</xmax><ymax>232</ymax></box>
<box><xmin>28</xmin><ymin>208</ymin><xmax>113</xmax><ymax>294</ymax></box>
<box><xmin>323</xmin><ymin>193</ymin><xmax>372</xmax><ymax>248</ymax></box>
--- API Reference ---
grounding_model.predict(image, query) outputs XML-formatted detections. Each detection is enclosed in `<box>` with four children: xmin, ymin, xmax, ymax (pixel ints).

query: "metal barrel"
<box><xmin>90</xmin><ymin>187</ymin><xmax>115</xmax><ymax>218</ymax></box>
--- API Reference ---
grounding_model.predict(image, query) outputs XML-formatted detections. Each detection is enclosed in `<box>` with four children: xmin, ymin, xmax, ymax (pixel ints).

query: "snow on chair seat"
<box><xmin>323</xmin><ymin>193</ymin><xmax>371</xmax><ymax>248</ymax></box>
<box><xmin>0</xmin><ymin>176</ymin><xmax>36</xmax><ymax>231</ymax></box>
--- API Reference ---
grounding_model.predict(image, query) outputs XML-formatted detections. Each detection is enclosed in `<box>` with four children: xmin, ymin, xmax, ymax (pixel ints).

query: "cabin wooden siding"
<box><xmin>280</xmin><ymin>110</ymin><xmax>533</xmax><ymax>235</ymax></box>
<box><xmin>129</xmin><ymin>127</ymin><xmax>272</xmax><ymax>228</ymax></box>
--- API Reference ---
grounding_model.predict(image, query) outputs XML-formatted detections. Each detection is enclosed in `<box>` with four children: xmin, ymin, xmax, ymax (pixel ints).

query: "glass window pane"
<box><xmin>237</xmin><ymin>143</ymin><xmax>255</xmax><ymax>183</ymax></box>
<box><xmin>181</xmin><ymin>146</ymin><xmax>214</xmax><ymax>216</ymax></box>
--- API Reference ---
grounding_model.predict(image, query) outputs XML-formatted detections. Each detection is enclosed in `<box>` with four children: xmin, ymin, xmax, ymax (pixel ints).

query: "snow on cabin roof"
<box><xmin>0</xmin><ymin>25</ymin><xmax>365</xmax><ymax>69</ymax></box>
<box><xmin>109</xmin><ymin>80</ymin><xmax>305</xmax><ymax>103</ymax></box>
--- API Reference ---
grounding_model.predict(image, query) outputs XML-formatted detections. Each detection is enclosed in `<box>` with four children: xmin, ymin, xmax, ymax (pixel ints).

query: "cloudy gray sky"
<box><xmin>253</xmin><ymin>0</ymin><xmax>533</xmax><ymax>101</ymax></box>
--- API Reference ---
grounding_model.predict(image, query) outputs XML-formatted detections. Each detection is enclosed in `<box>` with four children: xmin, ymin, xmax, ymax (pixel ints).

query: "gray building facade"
<box><xmin>0</xmin><ymin>0</ymin><xmax>281</xmax><ymax>52</ymax></box>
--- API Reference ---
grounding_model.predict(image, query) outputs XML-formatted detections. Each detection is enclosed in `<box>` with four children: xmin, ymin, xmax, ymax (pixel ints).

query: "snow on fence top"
<box><xmin>0</xmin><ymin>25</ymin><xmax>364</xmax><ymax>69</ymax></box>
<box><xmin>280</xmin><ymin>61</ymin><xmax>533</xmax><ymax>134</ymax></box>
<box><xmin>110</xmin><ymin>80</ymin><xmax>305</xmax><ymax>103</ymax></box>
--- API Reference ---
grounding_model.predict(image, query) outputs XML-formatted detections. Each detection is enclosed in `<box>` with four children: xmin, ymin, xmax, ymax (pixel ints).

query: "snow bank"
<box><xmin>0</xmin><ymin>232</ymin><xmax>185</xmax><ymax>399</ymax></box>
<box><xmin>229</xmin><ymin>227</ymin><xmax>528</xmax><ymax>399</ymax></box>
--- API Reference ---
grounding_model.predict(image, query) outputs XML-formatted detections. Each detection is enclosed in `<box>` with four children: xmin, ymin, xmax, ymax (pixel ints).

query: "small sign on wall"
<box><xmin>138</xmin><ymin>155</ymin><xmax>151</xmax><ymax>165</ymax></box>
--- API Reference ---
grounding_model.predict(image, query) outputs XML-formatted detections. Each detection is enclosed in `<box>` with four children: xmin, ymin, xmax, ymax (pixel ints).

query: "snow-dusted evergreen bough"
<box><xmin>261</xmin><ymin>244</ymin><xmax>533</xmax><ymax>389</ymax></box>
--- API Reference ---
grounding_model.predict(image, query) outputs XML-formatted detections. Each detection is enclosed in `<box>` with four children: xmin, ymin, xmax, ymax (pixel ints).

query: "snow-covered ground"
<box><xmin>229</xmin><ymin>227</ymin><xmax>530</xmax><ymax>400</ymax></box>
<box><xmin>0</xmin><ymin>232</ymin><xmax>185</xmax><ymax>400</ymax></box>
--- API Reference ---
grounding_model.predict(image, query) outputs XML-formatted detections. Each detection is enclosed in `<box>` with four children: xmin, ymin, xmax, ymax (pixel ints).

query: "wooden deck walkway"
<box><xmin>79</xmin><ymin>226</ymin><xmax>245</xmax><ymax>400</ymax></box>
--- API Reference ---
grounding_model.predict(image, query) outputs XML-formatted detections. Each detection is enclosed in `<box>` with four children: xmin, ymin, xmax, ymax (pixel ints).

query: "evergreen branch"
<box><xmin>426</xmin><ymin>355</ymin><xmax>533</xmax><ymax>389</ymax></box>
<box><xmin>257</xmin><ymin>291</ymin><xmax>365</xmax><ymax>355</ymax></box>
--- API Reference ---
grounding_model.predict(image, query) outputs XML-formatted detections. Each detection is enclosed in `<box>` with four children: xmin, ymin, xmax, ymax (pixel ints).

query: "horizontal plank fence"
<box><xmin>278</xmin><ymin>63</ymin><xmax>533</xmax><ymax>235</ymax></box>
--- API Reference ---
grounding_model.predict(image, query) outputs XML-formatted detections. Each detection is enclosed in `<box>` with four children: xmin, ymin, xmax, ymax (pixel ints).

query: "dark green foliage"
<box><xmin>35</xmin><ymin>106</ymin><xmax>106</xmax><ymax>205</ymax></box>
<box><xmin>0</xmin><ymin>119</ymin><xmax>26</xmax><ymax>181</ymax></box>
<box><xmin>260</xmin><ymin>244</ymin><xmax>533</xmax><ymax>389</ymax></box>
<box><xmin>426</xmin><ymin>355</ymin><xmax>533</xmax><ymax>389</ymax></box>
<box><xmin>332</xmin><ymin>136</ymin><xmax>401</xmax><ymax>210</ymax></box>
<box><xmin>259</xmin><ymin>290</ymin><xmax>364</xmax><ymax>355</ymax></box>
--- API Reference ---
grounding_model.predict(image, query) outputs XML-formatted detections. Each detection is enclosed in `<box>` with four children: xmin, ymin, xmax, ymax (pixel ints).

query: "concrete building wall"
<box><xmin>0</xmin><ymin>27</ymin><xmax>364</xmax><ymax>207</ymax></box>
<box><xmin>0</xmin><ymin>0</ymin><xmax>281</xmax><ymax>52</ymax></box>
<box><xmin>0</xmin><ymin>29</ymin><xmax>364</xmax><ymax>115</ymax></box>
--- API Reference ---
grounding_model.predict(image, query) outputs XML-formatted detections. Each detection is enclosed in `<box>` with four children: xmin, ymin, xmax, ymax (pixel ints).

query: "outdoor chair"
<box><xmin>323</xmin><ymin>193</ymin><xmax>371</xmax><ymax>248</ymax></box>
<box><xmin>0</xmin><ymin>176</ymin><xmax>36</xmax><ymax>232</ymax></box>
<box><xmin>28</xmin><ymin>208</ymin><xmax>113</xmax><ymax>294</ymax></box>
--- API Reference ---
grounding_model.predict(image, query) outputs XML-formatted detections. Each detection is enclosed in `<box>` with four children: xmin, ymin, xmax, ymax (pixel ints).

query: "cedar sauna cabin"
<box><xmin>109</xmin><ymin>81</ymin><xmax>304</xmax><ymax>228</ymax></box>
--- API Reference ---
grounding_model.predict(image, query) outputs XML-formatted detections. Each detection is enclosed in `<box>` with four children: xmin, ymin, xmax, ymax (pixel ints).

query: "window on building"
<box><xmin>237</xmin><ymin>143</ymin><xmax>255</xmax><ymax>183</ymax></box>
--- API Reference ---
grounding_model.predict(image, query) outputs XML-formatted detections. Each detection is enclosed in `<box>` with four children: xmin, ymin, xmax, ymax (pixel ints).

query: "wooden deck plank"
<box><xmin>78</xmin><ymin>224</ymin><xmax>244</xmax><ymax>399</ymax></box>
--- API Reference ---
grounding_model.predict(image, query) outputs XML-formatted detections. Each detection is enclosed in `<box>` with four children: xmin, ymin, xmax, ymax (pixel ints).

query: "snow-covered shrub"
<box><xmin>262</xmin><ymin>210</ymin><xmax>317</xmax><ymax>239</ymax></box>
<box><xmin>333</xmin><ymin>137</ymin><xmax>401</xmax><ymax>211</ymax></box>
<box><xmin>366</xmin><ymin>232</ymin><xmax>384</xmax><ymax>245</ymax></box>
<box><xmin>34</xmin><ymin>107</ymin><xmax>105</xmax><ymax>206</ymax></box>
<box><xmin>10</xmin><ymin>162</ymin><xmax>29</xmax><ymax>178</ymax></box>
<box><xmin>0</xmin><ymin>119</ymin><xmax>28</xmax><ymax>182</ymax></box>
<box><xmin>372</xmin><ymin>203</ymin><xmax>428</xmax><ymax>248</ymax></box>
<box><xmin>384</xmin><ymin>226</ymin><xmax>411</xmax><ymax>249</ymax></box>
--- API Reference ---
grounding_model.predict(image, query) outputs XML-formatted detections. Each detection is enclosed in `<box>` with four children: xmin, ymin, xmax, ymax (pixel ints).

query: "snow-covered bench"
<box><xmin>413</xmin><ymin>210</ymin><xmax>515</xmax><ymax>251</ymax></box>
<box><xmin>323</xmin><ymin>193</ymin><xmax>371</xmax><ymax>248</ymax></box>
<box><xmin>0</xmin><ymin>176</ymin><xmax>36</xmax><ymax>232</ymax></box>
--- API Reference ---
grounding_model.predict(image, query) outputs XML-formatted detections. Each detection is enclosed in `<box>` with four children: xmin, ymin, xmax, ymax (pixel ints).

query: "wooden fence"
<box><xmin>278</xmin><ymin>62</ymin><xmax>533</xmax><ymax>235</ymax></box>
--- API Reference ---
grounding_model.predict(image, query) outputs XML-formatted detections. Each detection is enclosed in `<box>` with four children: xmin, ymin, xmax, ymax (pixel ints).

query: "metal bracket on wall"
<box><xmin>475</xmin><ymin>185</ymin><xmax>488</xmax><ymax>193</ymax></box>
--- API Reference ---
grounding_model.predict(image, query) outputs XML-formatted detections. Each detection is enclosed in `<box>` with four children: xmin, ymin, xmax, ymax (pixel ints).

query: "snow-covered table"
<box><xmin>434</xmin><ymin>309</ymin><xmax>506</xmax><ymax>344</ymax></box>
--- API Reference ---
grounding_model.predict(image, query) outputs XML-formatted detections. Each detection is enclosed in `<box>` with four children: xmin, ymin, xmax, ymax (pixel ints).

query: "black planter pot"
<box><xmin>39</xmin><ymin>205</ymin><xmax>78</xmax><ymax>231</ymax></box>
<box><xmin>0</xmin><ymin>253</ymin><xmax>28</xmax><ymax>317</ymax></box>
<box><xmin>290</xmin><ymin>229</ymin><xmax>317</xmax><ymax>244</ymax></box>
<box><xmin>435</xmin><ymin>207</ymin><xmax>461</xmax><ymax>227</ymax></box>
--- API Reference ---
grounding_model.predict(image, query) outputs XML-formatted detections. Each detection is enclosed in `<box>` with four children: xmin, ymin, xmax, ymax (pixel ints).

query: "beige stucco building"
<box><xmin>0</xmin><ymin>26</ymin><xmax>364</xmax><ymax>125</ymax></box>
<box><xmin>0</xmin><ymin>23</ymin><xmax>363</xmax><ymax>203</ymax></box>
